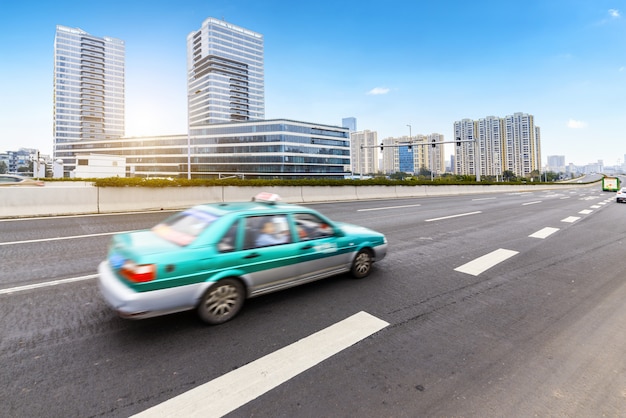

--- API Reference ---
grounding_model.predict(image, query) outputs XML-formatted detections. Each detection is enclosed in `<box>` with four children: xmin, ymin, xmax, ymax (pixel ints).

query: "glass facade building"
<box><xmin>53</xmin><ymin>25</ymin><xmax>125</xmax><ymax>176</ymax></box>
<box><xmin>187</xmin><ymin>18</ymin><xmax>264</xmax><ymax>125</ymax></box>
<box><xmin>66</xmin><ymin>119</ymin><xmax>350</xmax><ymax>179</ymax></box>
<box><xmin>53</xmin><ymin>18</ymin><xmax>350</xmax><ymax>180</ymax></box>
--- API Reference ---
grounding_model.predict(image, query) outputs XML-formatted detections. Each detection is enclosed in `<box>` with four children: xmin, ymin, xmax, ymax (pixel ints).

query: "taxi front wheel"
<box><xmin>351</xmin><ymin>249</ymin><xmax>373</xmax><ymax>279</ymax></box>
<box><xmin>197</xmin><ymin>278</ymin><xmax>245</xmax><ymax>325</ymax></box>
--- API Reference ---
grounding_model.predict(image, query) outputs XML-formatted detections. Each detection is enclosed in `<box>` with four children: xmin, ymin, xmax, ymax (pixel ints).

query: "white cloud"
<box><xmin>567</xmin><ymin>119</ymin><xmax>588</xmax><ymax>129</ymax></box>
<box><xmin>609</xmin><ymin>9</ymin><xmax>620</xmax><ymax>18</ymax></box>
<box><xmin>367</xmin><ymin>87</ymin><xmax>390</xmax><ymax>95</ymax></box>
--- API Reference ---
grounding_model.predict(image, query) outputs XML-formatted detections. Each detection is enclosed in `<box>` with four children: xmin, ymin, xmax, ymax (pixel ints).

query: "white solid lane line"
<box><xmin>357</xmin><ymin>203</ymin><xmax>421</xmax><ymax>212</ymax></box>
<box><xmin>454</xmin><ymin>248</ymin><xmax>519</xmax><ymax>276</ymax></box>
<box><xmin>132</xmin><ymin>311</ymin><xmax>389</xmax><ymax>418</ymax></box>
<box><xmin>0</xmin><ymin>274</ymin><xmax>98</xmax><ymax>295</ymax></box>
<box><xmin>522</xmin><ymin>201</ymin><xmax>542</xmax><ymax>206</ymax></box>
<box><xmin>425</xmin><ymin>211</ymin><xmax>482</xmax><ymax>222</ymax></box>
<box><xmin>529</xmin><ymin>227</ymin><xmax>559</xmax><ymax>239</ymax></box>
<box><xmin>0</xmin><ymin>231</ymin><xmax>133</xmax><ymax>247</ymax></box>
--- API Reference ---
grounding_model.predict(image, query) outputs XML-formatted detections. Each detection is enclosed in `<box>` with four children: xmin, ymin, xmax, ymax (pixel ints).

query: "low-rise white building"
<box><xmin>71</xmin><ymin>154</ymin><xmax>126</xmax><ymax>178</ymax></box>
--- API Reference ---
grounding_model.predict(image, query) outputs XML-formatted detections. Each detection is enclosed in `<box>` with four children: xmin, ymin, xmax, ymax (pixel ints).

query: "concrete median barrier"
<box><xmin>0</xmin><ymin>183</ymin><xmax>590</xmax><ymax>218</ymax></box>
<box><xmin>301</xmin><ymin>186</ymin><xmax>358</xmax><ymax>203</ymax></box>
<box><xmin>97</xmin><ymin>187</ymin><xmax>224</xmax><ymax>213</ymax></box>
<box><xmin>0</xmin><ymin>186</ymin><xmax>98</xmax><ymax>218</ymax></box>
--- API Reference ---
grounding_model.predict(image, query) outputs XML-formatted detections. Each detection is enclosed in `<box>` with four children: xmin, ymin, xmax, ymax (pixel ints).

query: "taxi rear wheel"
<box><xmin>351</xmin><ymin>249</ymin><xmax>373</xmax><ymax>279</ymax></box>
<box><xmin>197</xmin><ymin>278</ymin><xmax>245</xmax><ymax>325</ymax></box>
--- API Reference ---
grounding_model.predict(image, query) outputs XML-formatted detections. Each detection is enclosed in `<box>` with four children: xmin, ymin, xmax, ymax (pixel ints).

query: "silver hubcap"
<box><xmin>354</xmin><ymin>252</ymin><xmax>371</xmax><ymax>275</ymax></box>
<box><xmin>205</xmin><ymin>284</ymin><xmax>239</xmax><ymax>317</ymax></box>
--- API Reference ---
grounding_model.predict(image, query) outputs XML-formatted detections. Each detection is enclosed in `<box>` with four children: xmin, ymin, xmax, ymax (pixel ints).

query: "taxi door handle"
<box><xmin>301</xmin><ymin>244</ymin><xmax>314</xmax><ymax>250</ymax></box>
<box><xmin>244</xmin><ymin>252</ymin><xmax>261</xmax><ymax>259</ymax></box>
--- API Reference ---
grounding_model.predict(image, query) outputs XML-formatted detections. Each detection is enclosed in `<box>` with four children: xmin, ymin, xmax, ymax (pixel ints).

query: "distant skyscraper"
<box><xmin>547</xmin><ymin>155</ymin><xmax>565</xmax><ymax>173</ymax></box>
<box><xmin>53</xmin><ymin>25</ymin><xmax>125</xmax><ymax>175</ymax></box>
<box><xmin>187</xmin><ymin>18</ymin><xmax>264</xmax><ymax>125</ymax></box>
<box><xmin>342</xmin><ymin>117</ymin><xmax>357</xmax><ymax>132</ymax></box>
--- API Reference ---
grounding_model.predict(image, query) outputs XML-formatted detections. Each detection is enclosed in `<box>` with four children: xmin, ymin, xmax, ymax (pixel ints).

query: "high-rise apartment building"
<box><xmin>454</xmin><ymin>113</ymin><xmax>541</xmax><ymax>178</ymax></box>
<box><xmin>547</xmin><ymin>155</ymin><xmax>565</xmax><ymax>173</ymax></box>
<box><xmin>453</xmin><ymin>119</ymin><xmax>478</xmax><ymax>176</ymax></box>
<box><xmin>187</xmin><ymin>18</ymin><xmax>264</xmax><ymax>125</ymax></box>
<box><xmin>380</xmin><ymin>133</ymin><xmax>445</xmax><ymax>176</ymax></box>
<box><xmin>504</xmin><ymin>112</ymin><xmax>541</xmax><ymax>177</ymax></box>
<box><xmin>53</xmin><ymin>25</ymin><xmax>125</xmax><ymax>175</ymax></box>
<box><xmin>477</xmin><ymin>116</ymin><xmax>504</xmax><ymax>177</ymax></box>
<box><xmin>350</xmin><ymin>130</ymin><xmax>379</xmax><ymax>176</ymax></box>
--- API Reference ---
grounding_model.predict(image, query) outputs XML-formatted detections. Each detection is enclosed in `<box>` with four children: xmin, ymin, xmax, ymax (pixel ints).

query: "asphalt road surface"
<box><xmin>1</xmin><ymin>185</ymin><xmax>625</xmax><ymax>417</ymax></box>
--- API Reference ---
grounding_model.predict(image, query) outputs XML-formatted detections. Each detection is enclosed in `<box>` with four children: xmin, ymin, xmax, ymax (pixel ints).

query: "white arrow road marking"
<box><xmin>454</xmin><ymin>248</ymin><xmax>519</xmax><ymax>276</ymax></box>
<box><xmin>132</xmin><ymin>311</ymin><xmax>389</xmax><ymax>418</ymax></box>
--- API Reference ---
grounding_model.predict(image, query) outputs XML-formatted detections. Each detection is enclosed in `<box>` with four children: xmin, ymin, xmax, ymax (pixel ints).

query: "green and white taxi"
<box><xmin>98</xmin><ymin>193</ymin><xmax>388</xmax><ymax>324</ymax></box>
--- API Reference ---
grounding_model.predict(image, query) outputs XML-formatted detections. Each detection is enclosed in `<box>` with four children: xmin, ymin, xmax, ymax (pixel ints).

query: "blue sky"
<box><xmin>1</xmin><ymin>0</ymin><xmax>624</xmax><ymax>166</ymax></box>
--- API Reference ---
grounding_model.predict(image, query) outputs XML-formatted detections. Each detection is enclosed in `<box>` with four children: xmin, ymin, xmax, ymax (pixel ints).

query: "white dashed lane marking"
<box><xmin>454</xmin><ymin>248</ymin><xmax>519</xmax><ymax>277</ymax></box>
<box><xmin>561</xmin><ymin>216</ymin><xmax>580</xmax><ymax>223</ymax></box>
<box><xmin>529</xmin><ymin>227</ymin><xmax>559</xmax><ymax>239</ymax></box>
<box><xmin>132</xmin><ymin>311</ymin><xmax>389</xmax><ymax>418</ymax></box>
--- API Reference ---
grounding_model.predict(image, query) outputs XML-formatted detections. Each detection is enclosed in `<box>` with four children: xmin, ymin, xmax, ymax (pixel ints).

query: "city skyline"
<box><xmin>1</xmin><ymin>0</ymin><xmax>624</xmax><ymax>167</ymax></box>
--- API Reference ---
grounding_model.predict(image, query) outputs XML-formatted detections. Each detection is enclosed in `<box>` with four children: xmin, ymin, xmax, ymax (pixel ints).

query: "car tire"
<box><xmin>197</xmin><ymin>278</ymin><xmax>245</xmax><ymax>325</ymax></box>
<box><xmin>351</xmin><ymin>249</ymin><xmax>373</xmax><ymax>279</ymax></box>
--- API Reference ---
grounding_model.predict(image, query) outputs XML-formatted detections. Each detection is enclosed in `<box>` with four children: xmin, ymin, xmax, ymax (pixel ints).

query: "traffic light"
<box><xmin>431</xmin><ymin>139</ymin><xmax>436</xmax><ymax>148</ymax></box>
<box><xmin>456</xmin><ymin>137</ymin><xmax>461</xmax><ymax>146</ymax></box>
<box><xmin>380</xmin><ymin>142</ymin><xmax>384</xmax><ymax>151</ymax></box>
<box><xmin>408</xmin><ymin>143</ymin><xmax>412</xmax><ymax>150</ymax></box>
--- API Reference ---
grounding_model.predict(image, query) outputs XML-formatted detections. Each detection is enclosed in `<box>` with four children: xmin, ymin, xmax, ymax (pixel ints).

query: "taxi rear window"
<box><xmin>152</xmin><ymin>209</ymin><xmax>218</xmax><ymax>246</ymax></box>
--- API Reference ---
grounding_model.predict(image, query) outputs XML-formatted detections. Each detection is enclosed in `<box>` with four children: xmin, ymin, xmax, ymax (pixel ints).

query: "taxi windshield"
<box><xmin>152</xmin><ymin>209</ymin><xmax>218</xmax><ymax>246</ymax></box>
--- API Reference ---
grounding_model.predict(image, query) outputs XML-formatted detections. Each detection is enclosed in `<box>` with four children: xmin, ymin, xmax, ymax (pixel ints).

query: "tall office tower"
<box><xmin>187</xmin><ymin>18</ymin><xmax>264</xmax><ymax>125</ymax></box>
<box><xmin>53</xmin><ymin>25</ymin><xmax>125</xmax><ymax>175</ymax></box>
<box><xmin>342</xmin><ymin>117</ymin><xmax>357</xmax><ymax>132</ymax></box>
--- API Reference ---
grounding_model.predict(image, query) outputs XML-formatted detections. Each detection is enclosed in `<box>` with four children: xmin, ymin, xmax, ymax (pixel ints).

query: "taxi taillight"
<box><xmin>120</xmin><ymin>262</ymin><xmax>156</xmax><ymax>283</ymax></box>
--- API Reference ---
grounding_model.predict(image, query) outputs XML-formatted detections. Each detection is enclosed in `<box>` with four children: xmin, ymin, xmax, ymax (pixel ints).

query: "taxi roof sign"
<box><xmin>253</xmin><ymin>192</ymin><xmax>282</xmax><ymax>203</ymax></box>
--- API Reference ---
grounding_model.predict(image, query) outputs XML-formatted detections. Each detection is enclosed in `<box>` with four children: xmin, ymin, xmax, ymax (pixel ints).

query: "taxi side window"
<box><xmin>217</xmin><ymin>220</ymin><xmax>239</xmax><ymax>253</ymax></box>
<box><xmin>244</xmin><ymin>215</ymin><xmax>291</xmax><ymax>249</ymax></box>
<box><xmin>294</xmin><ymin>213</ymin><xmax>334</xmax><ymax>240</ymax></box>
